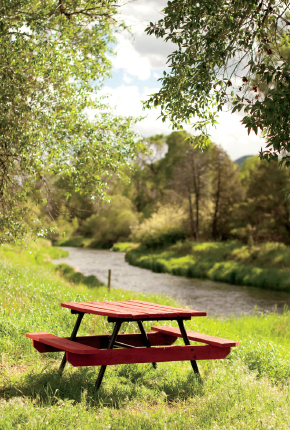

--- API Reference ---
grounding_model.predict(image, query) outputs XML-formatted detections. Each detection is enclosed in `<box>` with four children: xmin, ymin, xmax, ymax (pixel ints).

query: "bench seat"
<box><xmin>26</xmin><ymin>333</ymin><xmax>100</xmax><ymax>354</ymax></box>
<box><xmin>151</xmin><ymin>326</ymin><xmax>239</xmax><ymax>348</ymax></box>
<box><xmin>26</xmin><ymin>331</ymin><xmax>178</xmax><ymax>354</ymax></box>
<box><xmin>26</xmin><ymin>331</ymin><xmax>233</xmax><ymax>367</ymax></box>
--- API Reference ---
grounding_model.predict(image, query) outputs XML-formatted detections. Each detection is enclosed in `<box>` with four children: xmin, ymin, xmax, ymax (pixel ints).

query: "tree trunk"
<box><xmin>195</xmin><ymin>192</ymin><xmax>199</xmax><ymax>241</ymax></box>
<box><xmin>188</xmin><ymin>193</ymin><xmax>195</xmax><ymax>238</ymax></box>
<box><xmin>212</xmin><ymin>171</ymin><xmax>221</xmax><ymax>240</ymax></box>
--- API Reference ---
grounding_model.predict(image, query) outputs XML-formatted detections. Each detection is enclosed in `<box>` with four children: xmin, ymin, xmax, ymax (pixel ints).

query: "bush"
<box><xmin>80</xmin><ymin>195</ymin><xmax>138</xmax><ymax>247</ymax></box>
<box><xmin>112</xmin><ymin>242</ymin><xmax>138</xmax><ymax>252</ymax></box>
<box><xmin>131</xmin><ymin>204</ymin><xmax>187</xmax><ymax>248</ymax></box>
<box><xmin>54</xmin><ymin>236</ymin><xmax>89</xmax><ymax>247</ymax></box>
<box><xmin>54</xmin><ymin>263</ymin><xmax>103</xmax><ymax>287</ymax></box>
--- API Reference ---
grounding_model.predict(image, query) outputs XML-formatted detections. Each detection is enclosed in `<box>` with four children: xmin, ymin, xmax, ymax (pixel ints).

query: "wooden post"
<box><xmin>108</xmin><ymin>269</ymin><xmax>111</xmax><ymax>292</ymax></box>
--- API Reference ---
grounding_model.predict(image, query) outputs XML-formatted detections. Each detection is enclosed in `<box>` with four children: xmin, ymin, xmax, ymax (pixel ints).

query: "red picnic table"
<box><xmin>26</xmin><ymin>300</ymin><xmax>239</xmax><ymax>388</ymax></box>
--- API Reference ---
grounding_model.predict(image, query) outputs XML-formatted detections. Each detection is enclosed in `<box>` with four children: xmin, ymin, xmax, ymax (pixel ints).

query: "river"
<box><xmin>52</xmin><ymin>247</ymin><xmax>290</xmax><ymax>316</ymax></box>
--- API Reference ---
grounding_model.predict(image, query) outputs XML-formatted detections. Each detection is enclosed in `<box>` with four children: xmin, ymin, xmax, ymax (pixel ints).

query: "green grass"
<box><xmin>112</xmin><ymin>242</ymin><xmax>139</xmax><ymax>252</ymax></box>
<box><xmin>125</xmin><ymin>241</ymin><xmax>290</xmax><ymax>291</ymax></box>
<box><xmin>54</xmin><ymin>236</ymin><xmax>112</xmax><ymax>249</ymax></box>
<box><xmin>1</xmin><ymin>242</ymin><xmax>290</xmax><ymax>428</ymax></box>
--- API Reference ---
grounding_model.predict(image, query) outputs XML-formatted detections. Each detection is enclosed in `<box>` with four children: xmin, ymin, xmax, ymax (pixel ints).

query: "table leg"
<box><xmin>137</xmin><ymin>321</ymin><xmax>157</xmax><ymax>369</ymax></box>
<box><xmin>177</xmin><ymin>318</ymin><xmax>200</xmax><ymax>376</ymax></box>
<box><xmin>95</xmin><ymin>320</ymin><xmax>122</xmax><ymax>389</ymax></box>
<box><xmin>59</xmin><ymin>312</ymin><xmax>84</xmax><ymax>374</ymax></box>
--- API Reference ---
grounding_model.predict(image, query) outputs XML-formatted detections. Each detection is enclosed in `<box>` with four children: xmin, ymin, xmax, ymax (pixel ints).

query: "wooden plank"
<box><xmin>117</xmin><ymin>301</ymin><xmax>188</xmax><ymax>318</ymax></box>
<box><xmin>61</xmin><ymin>302</ymin><xmax>134</xmax><ymax>318</ymax></box>
<box><xmin>151</xmin><ymin>326</ymin><xmax>239</xmax><ymax>348</ymax></box>
<box><xmin>28</xmin><ymin>332</ymin><xmax>178</xmax><ymax>354</ymax></box>
<box><xmin>66</xmin><ymin>344</ymin><xmax>231</xmax><ymax>367</ymax></box>
<box><xmin>61</xmin><ymin>300</ymin><xmax>206</xmax><ymax>319</ymax></box>
<box><xmin>73</xmin><ymin>332</ymin><xmax>177</xmax><ymax>348</ymax></box>
<box><xmin>26</xmin><ymin>333</ymin><xmax>100</xmax><ymax>354</ymax></box>
<box><xmin>32</xmin><ymin>340</ymin><xmax>62</xmax><ymax>353</ymax></box>
<box><xmin>125</xmin><ymin>300</ymin><xmax>206</xmax><ymax>316</ymax></box>
<box><xmin>77</xmin><ymin>301</ymin><xmax>172</xmax><ymax>319</ymax></box>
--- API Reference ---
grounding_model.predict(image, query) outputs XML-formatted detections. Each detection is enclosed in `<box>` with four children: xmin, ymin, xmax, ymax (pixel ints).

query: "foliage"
<box><xmin>144</xmin><ymin>0</ymin><xmax>290</xmax><ymax>162</ymax></box>
<box><xmin>79</xmin><ymin>195</ymin><xmax>139</xmax><ymax>247</ymax></box>
<box><xmin>0</xmin><ymin>0</ymin><xmax>145</xmax><ymax>242</ymax></box>
<box><xmin>112</xmin><ymin>242</ymin><xmax>138</xmax><ymax>252</ymax></box>
<box><xmin>238</xmin><ymin>156</ymin><xmax>261</xmax><ymax>185</ymax></box>
<box><xmin>55</xmin><ymin>236</ymin><xmax>92</xmax><ymax>248</ymax></box>
<box><xmin>236</xmin><ymin>159</ymin><xmax>290</xmax><ymax>242</ymax></box>
<box><xmin>169</xmin><ymin>136</ymin><xmax>211</xmax><ymax>240</ymax></box>
<box><xmin>1</xmin><ymin>245</ymin><xmax>290</xmax><ymax>428</ymax></box>
<box><xmin>131</xmin><ymin>204</ymin><xmax>187</xmax><ymax>248</ymax></box>
<box><xmin>55</xmin><ymin>263</ymin><xmax>103</xmax><ymax>288</ymax></box>
<box><xmin>126</xmin><ymin>240</ymin><xmax>290</xmax><ymax>291</ymax></box>
<box><xmin>36</xmin><ymin>131</ymin><xmax>290</xmax><ymax>246</ymax></box>
<box><xmin>210</xmin><ymin>145</ymin><xmax>245</xmax><ymax>240</ymax></box>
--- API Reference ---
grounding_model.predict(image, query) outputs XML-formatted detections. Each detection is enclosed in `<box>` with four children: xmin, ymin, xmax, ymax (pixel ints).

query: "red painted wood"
<box><xmin>72</xmin><ymin>332</ymin><xmax>177</xmax><ymax>348</ymax></box>
<box><xmin>113</xmin><ymin>301</ymin><xmax>193</xmax><ymax>318</ymax></box>
<box><xmin>27</xmin><ymin>332</ymin><xmax>178</xmax><ymax>354</ymax></box>
<box><xmin>61</xmin><ymin>300</ymin><xmax>207</xmax><ymax>319</ymax></box>
<box><xmin>151</xmin><ymin>326</ymin><xmax>239</xmax><ymax>348</ymax></box>
<box><xmin>66</xmin><ymin>344</ymin><xmax>231</xmax><ymax>367</ymax></box>
<box><xmin>33</xmin><ymin>340</ymin><xmax>62</xmax><ymax>353</ymax></box>
<box><xmin>60</xmin><ymin>302</ymin><xmax>134</xmax><ymax>318</ymax></box>
<box><xmin>26</xmin><ymin>333</ymin><xmax>100</xmax><ymax>354</ymax></box>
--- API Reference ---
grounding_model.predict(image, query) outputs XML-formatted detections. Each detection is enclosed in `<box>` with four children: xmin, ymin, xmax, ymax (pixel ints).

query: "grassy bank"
<box><xmin>125</xmin><ymin>241</ymin><xmax>290</xmax><ymax>291</ymax></box>
<box><xmin>112</xmin><ymin>242</ymin><xmax>138</xmax><ymax>252</ymax></box>
<box><xmin>54</xmin><ymin>236</ymin><xmax>112</xmax><ymax>249</ymax></box>
<box><xmin>1</xmin><ymin>242</ymin><xmax>290</xmax><ymax>428</ymax></box>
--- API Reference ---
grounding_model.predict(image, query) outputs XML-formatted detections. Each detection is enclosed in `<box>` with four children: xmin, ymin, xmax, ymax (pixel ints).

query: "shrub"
<box><xmin>131</xmin><ymin>204</ymin><xmax>187</xmax><ymax>248</ymax></box>
<box><xmin>80</xmin><ymin>195</ymin><xmax>138</xmax><ymax>247</ymax></box>
<box><xmin>54</xmin><ymin>263</ymin><xmax>103</xmax><ymax>287</ymax></box>
<box><xmin>112</xmin><ymin>242</ymin><xmax>138</xmax><ymax>252</ymax></box>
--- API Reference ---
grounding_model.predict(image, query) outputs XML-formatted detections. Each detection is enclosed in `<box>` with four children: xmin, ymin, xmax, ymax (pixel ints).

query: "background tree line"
<box><xmin>33</xmin><ymin>131</ymin><xmax>290</xmax><ymax>248</ymax></box>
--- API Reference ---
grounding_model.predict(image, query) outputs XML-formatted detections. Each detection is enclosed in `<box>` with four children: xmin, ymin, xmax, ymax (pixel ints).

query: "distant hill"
<box><xmin>234</xmin><ymin>155</ymin><xmax>254</xmax><ymax>167</ymax></box>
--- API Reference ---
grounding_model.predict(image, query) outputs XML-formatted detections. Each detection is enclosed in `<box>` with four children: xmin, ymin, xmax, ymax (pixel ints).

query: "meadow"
<box><xmin>0</xmin><ymin>241</ymin><xmax>290</xmax><ymax>429</ymax></box>
<box><xmin>125</xmin><ymin>241</ymin><xmax>290</xmax><ymax>291</ymax></box>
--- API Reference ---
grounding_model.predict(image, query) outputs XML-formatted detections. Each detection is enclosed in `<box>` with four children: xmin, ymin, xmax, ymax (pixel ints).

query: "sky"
<box><xmin>102</xmin><ymin>0</ymin><xmax>265</xmax><ymax>161</ymax></box>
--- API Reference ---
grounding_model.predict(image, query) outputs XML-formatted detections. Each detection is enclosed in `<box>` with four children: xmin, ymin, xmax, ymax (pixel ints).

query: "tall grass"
<box><xmin>126</xmin><ymin>241</ymin><xmax>290</xmax><ymax>291</ymax></box>
<box><xmin>0</xmin><ymin>242</ymin><xmax>290</xmax><ymax>428</ymax></box>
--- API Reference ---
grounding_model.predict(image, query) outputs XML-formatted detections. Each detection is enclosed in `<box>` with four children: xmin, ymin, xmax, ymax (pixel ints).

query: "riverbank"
<box><xmin>125</xmin><ymin>241</ymin><xmax>290</xmax><ymax>291</ymax></box>
<box><xmin>0</xmin><ymin>242</ymin><xmax>290</xmax><ymax>428</ymax></box>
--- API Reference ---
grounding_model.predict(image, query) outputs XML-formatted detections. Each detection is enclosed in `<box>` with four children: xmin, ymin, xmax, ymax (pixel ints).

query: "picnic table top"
<box><xmin>61</xmin><ymin>300</ymin><xmax>207</xmax><ymax>319</ymax></box>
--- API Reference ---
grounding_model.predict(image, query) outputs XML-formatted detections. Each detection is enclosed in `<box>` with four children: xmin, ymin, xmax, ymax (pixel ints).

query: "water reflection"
<box><xmin>52</xmin><ymin>247</ymin><xmax>290</xmax><ymax>316</ymax></box>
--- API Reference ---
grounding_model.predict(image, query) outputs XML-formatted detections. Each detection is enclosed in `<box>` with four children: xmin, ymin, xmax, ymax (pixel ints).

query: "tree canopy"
<box><xmin>0</xmin><ymin>0</ymin><xmax>144</xmax><ymax>241</ymax></box>
<box><xmin>144</xmin><ymin>0</ymin><xmax>290</xmax><ymax>162</ymax></box>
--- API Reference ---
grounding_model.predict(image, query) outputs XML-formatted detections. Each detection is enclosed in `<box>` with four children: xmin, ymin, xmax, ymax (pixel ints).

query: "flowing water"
<box><xmin>52</xmin><ymin>247</ymin><xmax>290</xmax><ymax>316</ymax></box>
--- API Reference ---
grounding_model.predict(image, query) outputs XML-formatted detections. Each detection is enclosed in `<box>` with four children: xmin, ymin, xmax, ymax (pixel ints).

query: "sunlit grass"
<box><xmin>126</xmin><ymin>241</ymin><xmax>290</xmax><ymax>291</ymax></box>
<box><xmin>1</xmin><ymin>242</ymin><xmax>290</xmax><ymax>428</ymax></box>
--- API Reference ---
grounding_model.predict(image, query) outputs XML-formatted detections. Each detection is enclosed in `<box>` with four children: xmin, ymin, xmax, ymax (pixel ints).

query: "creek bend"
<box><xmin>52</xmin><ymin>247</ymin><xmax>290</xmax><ymax>317</ymax></box>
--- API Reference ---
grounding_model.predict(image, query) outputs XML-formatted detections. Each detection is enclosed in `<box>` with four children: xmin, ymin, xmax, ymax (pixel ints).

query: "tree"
<box><xmin>171</xmin><ymin>138</ymin><xmax>210</xmax><ymax>240</ymax></box>
<box><xmin>210</xmin><ymin>146</ymin><xmax>244</xmax><ymax>240</ymax></box>
<box><xmin>144</xmin><ymin>1</ymin><xmax>290</xmax><ymax>162</ymax></box>
<box><xmin>0</xmin><ymin>0</ymin><xmax>144</xmax><ymax>242</ymax></box>
<box><xmin>236</xmin><ymin>159</ymin><xmax>290</xmax><ymax>242</ymax></box>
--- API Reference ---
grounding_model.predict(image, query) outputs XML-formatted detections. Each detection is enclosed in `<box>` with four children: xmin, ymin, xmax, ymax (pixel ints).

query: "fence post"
<box><xmin>108</xmin><ymin>269</ymin><xmax>111</xmax><ymax>292</ymax></box>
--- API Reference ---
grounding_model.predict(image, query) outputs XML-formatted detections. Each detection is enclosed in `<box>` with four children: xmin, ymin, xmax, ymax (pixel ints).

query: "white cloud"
<box><xmin>123</xmin><ymin>73</ymin><xmax>132</xmax><ymax>84</ymax></box>
<box><xmin>110</xmin><ymin>33</ymin><xmax>152</xmax><ymax>80</ymax></box>
<box><xmin>112</xmin><ymin>0</ymin><xmax>174</xmax><ymax>73</ymax></box>
<box><xmin>100</xmin><ymin>84</ymin><xmax>266</xmax><ymax>160</ymax></box>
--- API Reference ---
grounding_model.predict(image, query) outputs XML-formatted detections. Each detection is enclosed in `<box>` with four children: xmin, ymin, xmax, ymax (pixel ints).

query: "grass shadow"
<box><xmin>0</xmin><ymin>362</ymin><xmax>204</xmax><ymax>408</ymax></box>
